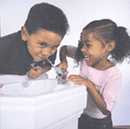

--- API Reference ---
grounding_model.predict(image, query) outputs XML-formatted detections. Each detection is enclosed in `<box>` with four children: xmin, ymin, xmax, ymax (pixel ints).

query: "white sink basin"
<box><xmin>0</xmin><ymin>75</ymin><xmax>68</xmax><ymax>96</ymax></box>
<box><xmin>0</xmin><ymin>75</ymin><xmax>87</xmax><ymax>129</ymax></box>
<box><xmin>0</xmin><ymin>79</ymin><xmax>67</xmax><ymax>96</ymax></box>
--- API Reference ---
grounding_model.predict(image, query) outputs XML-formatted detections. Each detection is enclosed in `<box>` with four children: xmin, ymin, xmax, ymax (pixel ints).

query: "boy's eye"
<box><xmin>51</xmin><ymin>44</ymin><xmax>59</xmax><ymax>50</ymax></box>
<box><xmin>86</xmin><ymin>44</ymin><xmax>91</xmax><ymax>47</ymax></box>
<box><xmin>39</xmin><ymin>43</ymin><xmax>47</xmax><ymax>48</ymax></box>
<box><xmin>51</xmin><ymin>46</ymin><xmax>57</xmax><ymax>50</ymax></box>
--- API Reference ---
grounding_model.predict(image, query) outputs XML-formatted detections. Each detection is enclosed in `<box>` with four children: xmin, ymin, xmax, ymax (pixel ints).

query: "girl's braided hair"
<box><xmin>75</xmin><ymin>19</ymin><xmax>130</xmax><ymax>64</ymax></box>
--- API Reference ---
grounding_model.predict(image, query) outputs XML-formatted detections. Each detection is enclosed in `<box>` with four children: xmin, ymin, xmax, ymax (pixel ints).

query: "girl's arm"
<box><xmin>59</xmin><ymin>46</ymin><xmax>68</xmax><ymax>63</ymax></box>
<box><xmin>58</xmin><ymin>45</ymin><xmax>77</xmax><ymax>71</ymax></box>
<box><xmin>67</xmin><ymin>75</ymin><xmax>110</xmax><ymax>115</ymax></box>
<box><xmin>88</xmin><ymin>76</ymin><xmax>121</xmax><ymax>115</ymax></box>
<box><xmin>87</xmin><ymin>81</ymin><xmax>110</xmax><ymax>115</ymax></box>
<box><xmin>60</xmin><ymin>45</ymin><xmax>77</xmax><ymax>61</ymax></box>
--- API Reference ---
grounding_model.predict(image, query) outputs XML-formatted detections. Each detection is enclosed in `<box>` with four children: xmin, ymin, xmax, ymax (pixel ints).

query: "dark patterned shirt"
<box><xmin>0</xmin><ymin>31</ymin><xmax>56</xmax><ymax>75</ymax></box>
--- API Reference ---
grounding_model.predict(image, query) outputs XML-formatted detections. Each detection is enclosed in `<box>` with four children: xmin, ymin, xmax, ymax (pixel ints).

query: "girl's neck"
<box><xmin>91</xmin><ymin>59</ymin><xmax>115</xmax><ymax>71</ymax></box>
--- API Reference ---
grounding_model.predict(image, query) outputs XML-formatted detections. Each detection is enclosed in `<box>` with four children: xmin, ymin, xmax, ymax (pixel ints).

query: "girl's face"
<box><xmin>22</xmin><ymin>28</ymin><xmax>62</xmax><ymax>61</ymax></box>
<box><xmin>81</xmin><ymin>30</ymin><xmax>108</xmax><ymax>68</ymax></box>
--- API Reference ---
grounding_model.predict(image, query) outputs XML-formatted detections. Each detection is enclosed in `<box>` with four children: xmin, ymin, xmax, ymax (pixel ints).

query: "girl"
<box><xmin>58</xmin><ymin>19</ymin><xmax>130</xmax><ymax>129</ymax></box>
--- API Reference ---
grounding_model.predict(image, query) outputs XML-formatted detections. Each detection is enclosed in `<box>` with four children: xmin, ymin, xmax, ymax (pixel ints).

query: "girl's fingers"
<box><xmin>64</xmin><ymin>70</ymin><xmax>69</xmax><ymax>75</ymax></box>
<box><xmin>56</xmin><ymin>63</ymin><xmax>68</xmax><ymax>71</ymax></box>
<box><xmin>67</xmin><ymin>75</ymin><xmax>81</xmax><ymax>81</ymax></box>
<box><xmin>67</xmin><ymin>75</ymin><xmax>89</xmax><ymax>87</ymax></box>
<box><xmin>74</xmin><ymin>81</ymin><xmax>85</xmax><ymax>85</ymax></box>
<box><xmin>67</xmin><ymin>75</ymin><xmax>87</xmax><ymax>86</ymax></box>
<box><xmin>74</xmin><ymin>81</ymin><xmax>82</xmax><ymax>85</ymax></box>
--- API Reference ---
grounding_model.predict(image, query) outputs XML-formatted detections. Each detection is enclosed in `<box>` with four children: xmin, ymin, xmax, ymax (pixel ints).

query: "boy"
<box><xmin>0</xmin><ymin>2</ymin><xmax>69</xmax><ymax>87</ymax></box>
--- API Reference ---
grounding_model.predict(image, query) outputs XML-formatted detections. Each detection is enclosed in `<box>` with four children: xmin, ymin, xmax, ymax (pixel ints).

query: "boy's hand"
<box><xmin>0</xmin><ymin>84</ymin><xmax>3</xmax><ymax>88</ymax></box>
<box><xmin>67</xmin><ymin>74</ymin><xmax>91</xmax><ymax>87</ymax></box>
<box><xmin>28</xmin><ymin>66</ymin><xmax>44</xmax><ymax>79</ymax></box>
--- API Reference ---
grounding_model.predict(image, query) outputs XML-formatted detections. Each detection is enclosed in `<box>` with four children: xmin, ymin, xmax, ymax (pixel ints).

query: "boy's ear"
<box><xmin>21</xmin><ymin>26</ymin><xmax>29</xmax><ymax>41</ymax></box>
<box><xmin>106</xmin><ymin>40</ymin><xmax>116</xmax><ymax>52</ymax></box>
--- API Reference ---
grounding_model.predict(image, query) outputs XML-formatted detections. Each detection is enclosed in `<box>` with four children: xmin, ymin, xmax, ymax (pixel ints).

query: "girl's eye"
<box><xmin>85</xmin><ymin>43</ymin><xmax>91</xmax><ymax>48</ymax></box>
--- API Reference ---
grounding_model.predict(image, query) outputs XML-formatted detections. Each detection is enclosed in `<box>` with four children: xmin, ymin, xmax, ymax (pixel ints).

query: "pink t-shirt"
<box><xmin>80</xmin><ymin>59</ymin><xmax>122</xmax><ymax>119</ymax></box>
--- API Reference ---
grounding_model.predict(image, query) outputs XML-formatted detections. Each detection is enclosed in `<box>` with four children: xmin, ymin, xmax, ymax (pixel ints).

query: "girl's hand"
<box><xmin>0</xmin><ymin>84</ymin><xmax>3</xmax><ymax>88</ymax></box>
<box><xmin>67</xmin><ymin>74</ymin><xmax>91</xmax><ymax>87</ymax></box>
<box><xmin>57</xmin><ymin>61</ymin><xmax>68</xmax><ymax>73</ymax></box>
<box><xmin>28</xmin><ymin>66</ymin><xmax>44</xmax><ymax>79</ymax></box>
<box><xmin>56</xmin><ymin>61</ymin><xmax>69</xmax><ymax>80</ymax></box>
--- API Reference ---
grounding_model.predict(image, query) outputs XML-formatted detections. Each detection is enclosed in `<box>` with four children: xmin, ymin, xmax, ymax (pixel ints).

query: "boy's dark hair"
<box><xmin>75</xmin><ymin>19</ymin><xmax>130</xmax><ymax>64</ymax></box>
<box><xmin>24</xmin><ymin>3</ymin><xmax>69</xmax><ymax>37</ymax></box>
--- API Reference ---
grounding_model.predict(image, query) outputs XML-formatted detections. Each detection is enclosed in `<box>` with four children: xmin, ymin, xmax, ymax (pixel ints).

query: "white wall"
<box><xmin>1</xmin><ymin>0</ymin><xmax>130</xmax><ymax>126</ymax></box>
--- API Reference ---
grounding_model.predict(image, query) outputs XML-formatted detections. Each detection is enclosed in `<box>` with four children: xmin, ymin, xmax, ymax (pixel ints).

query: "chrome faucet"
<box><xmin>46</xmin><ymin>59</ymin><xmax>68</xmax><ymax>84</ymax></box>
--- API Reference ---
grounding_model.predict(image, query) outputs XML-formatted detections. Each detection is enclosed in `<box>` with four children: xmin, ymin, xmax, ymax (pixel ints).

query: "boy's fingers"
<box><xmin>33</xmin><ymin>66</ymin><xmax>43</xmax><ymax>74</ymax></box>
<box><xmin>33</xmin><ymin>66</ymin><xmax>42</xmax><ymax>71</ymax></box>
<box><xmin>0</xmin><ymin>84</ymin><xmax>4</xmax><ymax>88</ymax></box>
<box><xmin>35</xmin><ymin>69</ymin><xmax>42</xmax><ymax>74</ymax></box>
<box><xmin>29</xmin><ymin>73</ymin><xmax>39</xmax><ymax>79</ymax></box>
<box><xmin>28</xmin><ymin>69</ymin><xmax>40</xmax><ymax>78</ymax></box>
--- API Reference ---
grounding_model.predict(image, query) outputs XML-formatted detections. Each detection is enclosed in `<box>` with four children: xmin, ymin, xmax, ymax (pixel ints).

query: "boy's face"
<box><xmin>22</xmin><ymin>28</ymin><xmax>62</xmax><ymax>61</ymax></box>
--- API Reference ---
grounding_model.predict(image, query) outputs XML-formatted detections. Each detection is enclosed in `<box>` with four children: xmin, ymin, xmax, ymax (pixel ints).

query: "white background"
<box><xmin>1</xmin><ymin>0</ymin><xmax>130</xmax><ymax>126</ymax></box>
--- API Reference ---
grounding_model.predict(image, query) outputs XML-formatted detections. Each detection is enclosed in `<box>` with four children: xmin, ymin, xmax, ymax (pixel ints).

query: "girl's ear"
<box><xmin>21</xmin><ymin>26</ymin><xmax>29</xmax><ymax>41</ymax></box>
<box><xmin>106</xmin><ymin>40</ymin><xmax>116</xmax><ymax>52</ymax></box>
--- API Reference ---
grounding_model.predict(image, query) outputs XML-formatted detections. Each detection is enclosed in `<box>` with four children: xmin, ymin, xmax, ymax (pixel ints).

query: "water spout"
<box><xmin>46</xmin><ymin>59</ymin><xmax>68</xmax><ymax>84</ymax></box>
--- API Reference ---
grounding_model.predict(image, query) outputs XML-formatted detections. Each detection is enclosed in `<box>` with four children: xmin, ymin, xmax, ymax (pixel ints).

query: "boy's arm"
<box><xmin>0</xmin><ymin>38</ymin><xmax>12</xmax><ymax>86</ymax></box>
<box><xmin>28</xmin><ymin>65</ymin><xmax>51</xmax><ymax>79</ymax></box>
